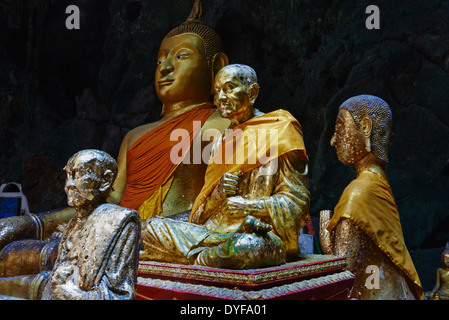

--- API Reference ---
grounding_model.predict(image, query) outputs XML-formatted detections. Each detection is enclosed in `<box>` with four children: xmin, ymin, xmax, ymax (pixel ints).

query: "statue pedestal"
<box><xmin>136</xmin><ymin>254</ymin><xmax>355</xmax><ymax>300</ymax></box>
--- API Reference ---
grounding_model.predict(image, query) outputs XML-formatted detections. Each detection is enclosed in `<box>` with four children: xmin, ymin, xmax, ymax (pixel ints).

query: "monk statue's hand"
<box><xmin>215</xmin><ymin>171</ymin><xmax>243</xmax><ymax>200</ymax></box>
<box><xmin>225</xmin><ymin>196</ymin><xmax>265</xmax><ymax>218</ymax></box>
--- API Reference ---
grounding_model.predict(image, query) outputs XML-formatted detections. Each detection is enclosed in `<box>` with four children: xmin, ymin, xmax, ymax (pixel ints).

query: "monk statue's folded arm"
<box><xmin>228</xmin><ymin>151</ymin><xmax>309</xmax><ymax>257</ymax></box>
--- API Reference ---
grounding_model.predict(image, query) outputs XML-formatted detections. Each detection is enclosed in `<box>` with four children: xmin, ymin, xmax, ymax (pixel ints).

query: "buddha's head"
<box><xmin>330</xmin><ymin>95</ymin><xmax>392</xmax><ymax>166</ymax></box>
<box><xmin>155</xmin><ymin>0</ymin><xmax>228</xmax><ymax>110</ymax></box>
<box><xmin>214</xmin><ymin>64</ymin><xmax>259</xmax><ymax>124</ymax></box>
<box><xmin>64</xmin><ymin>149</ymin><xmax>118</xmax><ymax>210</ymax></box>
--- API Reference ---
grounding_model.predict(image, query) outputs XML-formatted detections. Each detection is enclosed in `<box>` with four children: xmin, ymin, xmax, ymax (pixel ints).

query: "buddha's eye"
<box><xmin>176</xmin><ymin>54</ymin><xmax>188</xmax><ymax>60</ymax></box>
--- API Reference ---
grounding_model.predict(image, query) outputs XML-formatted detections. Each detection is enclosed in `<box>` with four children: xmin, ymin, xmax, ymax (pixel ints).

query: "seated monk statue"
<box><xmin>141</xmin><ymin>64</ymin><xmax>310</xmax><ymax>269</ymax></box>
<box><xmin>0</xmin><ymin>0</ymin><xmax>229</xmax><ymax>281</ymax></box>
<box><xmin>0</xmin><ymin>149</ymin><xmax>141</xmax><ymax>300</ymax></box>
<box><xmin>319</xmin><ymin>95</ymin><xmax>424</xmax><ymax>300</ymax></box>
<box><xmin>429</xmin><ymin>243</ymin><xmax>449</xmax><ymax>300</ymax></box>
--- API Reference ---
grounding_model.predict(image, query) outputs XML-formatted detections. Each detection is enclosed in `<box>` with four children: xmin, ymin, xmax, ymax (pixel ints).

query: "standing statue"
<box><xmin>429</xmin><ymin>243</ymin><xmax>449</xmax><ymax>300</ymax></box>
<box><xmin>0</xmin><ymin>150</ymin><xmax>140</xmax><ymax>300</ymax></box>
<box><xmin>108</xmin><ymin>0</ymin><xmax>230</xmax><ymax>220</ymax></box>
<box><xmin>141</xmin><ymin>64</ymin><xmax>310</xmax><ymax>269</ymax></box>
<box><xmin>319</xmin><ymin>95</ymin><xmax>423</xmax><ymax>300</ymax></box>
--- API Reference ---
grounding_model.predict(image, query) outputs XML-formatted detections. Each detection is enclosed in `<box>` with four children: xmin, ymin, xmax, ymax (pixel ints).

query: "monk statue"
<box><xmin>0</xmin><ymin>0</ymin><xmax>228</xmax><ymax>281</ymax></box>
<box><xmin>141</xmin><ymin>64</ymin><xmax>310</xmax><ymax>269</ymax></box>
<box><xmin>319</xmin><ymin>95</ymin><xmax>424</xmax><ymax>300</ymax></box>
<box><xmin>108</xmin><ymin>0</ymin><xmax>230</xmax><ymax>220</ymax></box>
<box><xmin>428</xmin><ymin>243</ymin><xmax>449</xmax><ymax>300</ymax></box>
<box><xmin>0</xmin><ymin>149</ymin><xmax>141</xmax><ymax>300</ymax></box>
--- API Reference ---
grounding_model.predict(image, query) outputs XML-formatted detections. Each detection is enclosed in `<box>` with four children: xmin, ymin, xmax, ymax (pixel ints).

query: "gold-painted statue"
<box><xmin>319</xmin><ymin>95</ymin><xmax>424</xmax><ymax>300</ymax></box>
<box><xmin>0</xmin><ymin>150</ymin><xmax>141</xmax><ymax>300</ymax></box>
<box><xmin>108</xmin><ymin>0</ymin><xmax>230</xmax><ymax>220</ymax></box>
<box><xmin>429</xmin><ymin>243</ymin><xmax>449</xmax><ymax>300</ymax></box>
<box><xmin>141</xmin><ymin>64</ymin><xmax>310</xmax><ymax>269</ymax></box>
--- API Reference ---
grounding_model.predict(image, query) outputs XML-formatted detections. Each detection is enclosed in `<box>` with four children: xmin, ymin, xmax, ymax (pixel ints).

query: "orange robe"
<box><xmin>327</xmin><ymin>170</ymin><xmax>424</xmax><ymax>299</ymax></box>
<box><xmin>119</xmin><ymin>104</ymin><xmax>215</xmax><ymax>219</ymax></box>
<box><xmin>191</xmin><ymin>109</ymin><xmax>307</xmax><ymax>217</ymax></box>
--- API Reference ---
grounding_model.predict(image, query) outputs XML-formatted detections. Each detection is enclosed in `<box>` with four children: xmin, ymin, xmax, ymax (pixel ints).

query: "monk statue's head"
<box><xmin>214</xmin><ymin>64</ymin><xmax>259</xmax><ymax>124</ymax></box>
<box><xmin>330</xmin><ymin>94</ymin><xmax>392</xmax><ymax>166</ymax></box>
<box><xmin>155</xmin><ymin>0</ymin><xmax>228</xmax><ymax>112</ymax></box>
<box><xmin>64</xmin><ymin>149</ymin><xmax>118</xmax><ymax>210</ymax></box>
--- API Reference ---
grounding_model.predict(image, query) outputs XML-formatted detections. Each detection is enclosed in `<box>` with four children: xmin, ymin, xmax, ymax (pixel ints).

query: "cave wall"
<box><xmin>0</xmin><ymin>0</ymin><xmax>448</xmax><ymax>250</ymax></box>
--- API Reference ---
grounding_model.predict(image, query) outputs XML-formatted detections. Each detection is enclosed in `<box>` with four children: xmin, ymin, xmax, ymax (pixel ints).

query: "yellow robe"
<box><xmin>327</xmin><ymin>170</ymin><xmax>424</xmax><ymax>299</ymax></box>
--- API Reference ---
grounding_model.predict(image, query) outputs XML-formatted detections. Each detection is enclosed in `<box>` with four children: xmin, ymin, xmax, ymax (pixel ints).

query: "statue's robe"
<box><xmin>119</xmin><ymin>104</ymin><xmax>215</xmax><ymax>219</ymax></box>
<box><xmin>327</xmin><ymin>170</ymin><xmax>424</xmax><ymax>300</ymax></box>
<box><xmin>142</xmin><ymin>110</ymin><xmax>310</xmax><ymax>268</ymax></box>
<box><xmin>41</xmin><ymin>203</ymin><xmax>140</xmax><ymax>300</ymax></box>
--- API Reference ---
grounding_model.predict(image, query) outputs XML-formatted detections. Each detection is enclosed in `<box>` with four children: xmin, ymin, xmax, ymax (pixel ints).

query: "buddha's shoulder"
<box><xmin>125</xmin><ymin>119</ymin><xmax>166</xmax><ymax>147</ymax></box>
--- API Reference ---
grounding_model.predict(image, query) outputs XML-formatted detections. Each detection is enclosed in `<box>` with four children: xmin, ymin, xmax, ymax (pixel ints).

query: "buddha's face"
<box><xmin>330</xmin><ymin>108</ymin><xmax>368</xmax><ymax>166</ymax></box>
<box><xmin>214</xmin><ymin>67</ymin><xmax>254</xmax><ymax>123</ymax></box>
<box><xmin>155</xmin><ymin>33</ymin><xmax>212</xmax><ymax>104</ymax></box>
<box><xmin>64</xmin><ymin>154</ymin><xmax>105</xmax><ymax>209</ymax></box>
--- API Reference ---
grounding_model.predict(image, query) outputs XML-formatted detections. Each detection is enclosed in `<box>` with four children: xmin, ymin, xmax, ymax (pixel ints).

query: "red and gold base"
<box><xmin>136</xmin><ymin>254</ymin><xmax>355</xmax><ymax>300</ymax></box>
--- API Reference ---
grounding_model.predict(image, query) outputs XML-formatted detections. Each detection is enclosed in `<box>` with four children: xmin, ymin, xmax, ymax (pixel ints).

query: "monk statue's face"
<box><xmin>330</xmin><ymin>108</ymin><xmax>368</xmax><ymax>166</ymax></box>
<box><xmin>213</xmin><ymin>66</ymin><xmax>258</xmax><ymax>124</ymax></box>
<box><xmin>155</xmin><ymin>33</ymin><xmax>213</xmax><ymax>104</ymax></box>
<box><xmin>64</xmin><ymin>152</ymin><xmax>112</xmax><ymax>209</ymax></box>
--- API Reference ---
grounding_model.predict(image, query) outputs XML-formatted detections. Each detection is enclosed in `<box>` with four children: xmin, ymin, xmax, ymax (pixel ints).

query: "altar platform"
<box><xmin>136</xmin><ymin>254</ymin><xmax>355</xmax><ymax>300</ymax></box>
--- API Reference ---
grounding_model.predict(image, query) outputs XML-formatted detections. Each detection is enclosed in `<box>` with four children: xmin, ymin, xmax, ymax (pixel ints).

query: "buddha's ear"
<box><xmin>211</xmin><ymin>52</ymin><xmax>229</xmax><ymax>80</ymax></box>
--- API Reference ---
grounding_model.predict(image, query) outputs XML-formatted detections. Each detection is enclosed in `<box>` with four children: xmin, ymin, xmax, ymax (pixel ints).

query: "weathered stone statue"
<box><xmin>108</xmin><ymin>0</ymin><xmax>230</xmax><ymax>220</ymax></box>
<box><xmin>319</xmin><ymin>95</ymin><xmax>423</xmax><ymax>300</ymax></box>
<box><xmin>429</xmin><ymin>243</ymin><xmax>449</xmax><ymax>300</ymax></box>
<box><xmin>141</xmin><ymin>64</ymin><xmax>310</xmax><ymax>269</ymax></box>
<box><xmin>0</xmin><ymin>149</ymin><xmax>141</xmax><ymax>300</ymax></box>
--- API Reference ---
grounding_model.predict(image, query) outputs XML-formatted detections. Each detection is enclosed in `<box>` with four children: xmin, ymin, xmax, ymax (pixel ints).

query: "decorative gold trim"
<box><xmin>137</xmin><ymin>270</ymin><xmax>354</xmax><ymax>300</ymax></box>
<box><xmin>138</xmin><ymin>254</ymin><xmax>347</xmax><ymax>286</ymax></box>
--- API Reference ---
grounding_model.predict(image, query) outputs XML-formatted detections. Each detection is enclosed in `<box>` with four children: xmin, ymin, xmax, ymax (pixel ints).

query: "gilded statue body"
<box><xmin>142</xmin><ymin>64</ymin><xmax>310</xmax><ymax>269</ymax></box>
<box><xmin>319</xmin><ymin>95</ymin><xmax>423</xmax><ymax>300</ymax></box>
<box><xmin>0</xmin><ymin>150</ymin><xmax>140</xmax><ymax>299</ymax></box>
<box><xmin>429</xmin><ymin>243</ymin><xmax>449</xmax><ymax>300</ymax></box>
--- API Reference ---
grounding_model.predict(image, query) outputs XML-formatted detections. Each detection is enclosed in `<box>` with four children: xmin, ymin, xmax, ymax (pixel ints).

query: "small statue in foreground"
<box><xmin>429</xmin><ymin>243</ymin><xmax>449</xmax><ymax>300</ymax></box>
<box><xmin>0</xmin><ymin>150</ymin><xmax>141</xmax><ymax>299</ymax></box>
<box><xmin>141</xmin><ymin>64</ymin><xmax>310</xmax><ymax>269</ymax></box>
<box><xmin>319</xmin><ymin>95</ymin><xmax>423</xmax><ymax>300</ymax></box>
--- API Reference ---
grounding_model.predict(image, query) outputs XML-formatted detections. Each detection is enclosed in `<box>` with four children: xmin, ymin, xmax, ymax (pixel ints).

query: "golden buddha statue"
<box><xmin>108</xmin><ymin>0</ymin><xmax>230</xmax><ymax>220</ymax></box>
<box><xmin>141</xmin><ymin>64</ymin><xmax>310</xmax><ymax>269</ymax></box>
<box><xmin>0</xmin><ymin>0</ymin><xmax>229</xmax><ymax>283</ymax></box>
<box><xmin>319</xmin><ymin>95</ymin><xmax>424</xmax><ymax>300</ymax></box>
<box><xmin>0</xmin><ymin>150</ymin><xmax>141</xmax><ymax>300</ymax></box>
<box><xmin>429</xmin><ymin>243</ymin><xmax>449</xmax><ymax>300</ymax></box>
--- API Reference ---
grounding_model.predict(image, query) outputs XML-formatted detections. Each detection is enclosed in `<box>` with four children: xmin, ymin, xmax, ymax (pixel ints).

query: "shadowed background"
<box><xmin>0</xmin><ymin>0</ymin><xmax>448</xmax><ymax>291</ymax></box>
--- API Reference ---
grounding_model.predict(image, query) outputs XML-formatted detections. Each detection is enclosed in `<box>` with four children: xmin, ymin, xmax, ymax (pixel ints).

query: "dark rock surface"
<box><xmin>0</xmin><ymin>0</ymin><xmax>448</xmax><ymax>264</ymax></box>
